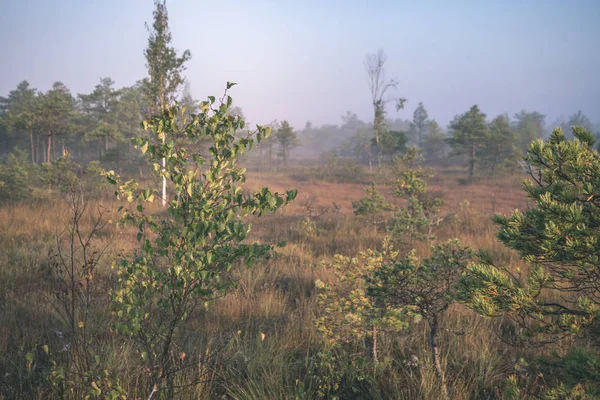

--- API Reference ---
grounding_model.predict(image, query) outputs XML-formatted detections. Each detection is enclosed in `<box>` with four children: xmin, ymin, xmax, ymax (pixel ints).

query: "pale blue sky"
<box><xmin>1</xmin><ymin>0</ymin><xmax>599</xmax><ymax>129</ymax></box>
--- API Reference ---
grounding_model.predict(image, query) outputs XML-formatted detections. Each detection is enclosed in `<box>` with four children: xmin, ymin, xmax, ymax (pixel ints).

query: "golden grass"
<box><xmin>0</xmin><ymin>166</ymin><xmax>540</xmax><ymax>398</ymax></box>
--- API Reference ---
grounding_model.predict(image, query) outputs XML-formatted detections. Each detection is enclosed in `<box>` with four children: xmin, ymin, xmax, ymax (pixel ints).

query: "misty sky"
<box><xmin>1</xmin><ymin>0</ymin><xmax>599</xmax><ymax>129</ymax></box>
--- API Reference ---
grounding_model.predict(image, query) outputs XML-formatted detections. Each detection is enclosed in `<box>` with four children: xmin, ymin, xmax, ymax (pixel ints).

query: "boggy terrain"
<box><xmin>0</xmin><ymin>163</ymin><xmax>543</xmax><ymax>399</ymax></box>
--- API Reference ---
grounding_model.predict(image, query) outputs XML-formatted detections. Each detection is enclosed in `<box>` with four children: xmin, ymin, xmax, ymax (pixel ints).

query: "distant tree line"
<box><xmin>1</xmin><ymin>75</ymin><xmax>596</xmax><ymax>180</ymax></box>
<box><xmin>0</xmin><ymin>79</ymin><xmax>147</xmax><ymax>169</ymax></box>
<box><xmin>1</xmin><ymin>40</ymin><xmax>598</xmax><ymax>183</ymax></box>
<box><xmin>301</xmin><ymin>100</ymin><xmax>597</xmax><ymax>179</ymax></box>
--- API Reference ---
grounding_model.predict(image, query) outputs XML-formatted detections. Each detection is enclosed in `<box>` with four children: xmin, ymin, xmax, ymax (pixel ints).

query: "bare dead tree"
<box><xmin>364</xmin><ymin>49</ymin><xmax>406</xmax><ymax>169</ymax></box>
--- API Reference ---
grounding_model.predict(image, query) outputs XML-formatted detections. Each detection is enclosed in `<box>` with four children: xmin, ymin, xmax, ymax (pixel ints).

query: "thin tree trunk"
<box><xmin>41</xmin><ymin>136</ymin><xmax>46</xmax><ymax>163</ymax></box>
<box><xmin>29</xmin><ymin>131</ymin><xmax>35</xmax><ymax>163</ymax></box>
<box><xmin>36</xmin><ymin>134</ymin><xmax>41</xmax><ymax>164</ymax></box>
<box><xmin>372</xmin><ymin>325</ymin><xmax>378</xmax><ymax>366</ymax></box>
<box><xmin>47</xmin><ymin>131</ymin><xmax>52</xmax><ymax>163</ymax></box>
<box><xmin>490</xmin><ymin>146</ymin><xmax>499</xmax><ymax>177</ymax></box>
<box><xmin>161</xmin><ymin>133</ymin><xmax>166</xmax><ymax>206</ymax></box>
<box><xmin>159</xmin><ymin>90</ymin><xmax>167</xmax><ymax>207</ymax></box>
<box><xmin>469</xmin><ymin>142</ymin><xmax>475</xmax><ymax>179</ymax></box>
<box><xmin>429</xmin><ymin>316</ymin><xmax>448</xmax><ymax>399</ymax></box>
<box><xmin>374</xmin><ymin>115</ymin><xmax>381</xmax><ymax>169</ymax></box>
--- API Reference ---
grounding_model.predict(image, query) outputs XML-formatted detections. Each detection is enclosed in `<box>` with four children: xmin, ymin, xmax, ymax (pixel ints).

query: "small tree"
<box><xmin>314</xmin><ymin>240</ymin><xmax>406</xmax><ymax>397</ymax></box>
<box><xmin>449</xmin><ymin>105</ymin><xmax>489</xmax><ymax>179</ymax></box>
<box><xmin>458</xmin><ymin>127</ymin><xmax>600</xmax><ymax>347</ymax></box>
<box><xmin>41</xmin><ymin>154</ymin><xmax>81</xmax><ymax>194</ymax></box>
<box><xmin>0</xmin><ymin>149</ymin><xmax>35</xmax><ymax>203</ymax></box>
<box><xmin>563</xmin><ymin>110</ymin><xmax>593</xmax><ymax>138</ymax></box>
<box><xmin>422</xmin><ymin>120</ymin><xmax>447</xmax><ymax>161</ymax></box>
<box><xmin>378</xmin><ymin>129</ymin><xmax>407</xmax><ymax>165</ymax></box>
<box><xmin>512</xmin><ymin>110</ymin><xmax>545</xmax><ymax>151</ymax></box>
<box><xmin>410</xmin><ymin>102</ymin><xmax>429</xmax><ymax>148</ymax></box>
<box><xmin>484</xmin><ymin>115</ymin><xmax>518</xmax><ymax>176</ymax></box>
<box><xmin>105</xmin><ymin>85</ymin><xmax>296</xmax><ymax>397</ymax></box>
<box><xmin>352</xmin><ymin>183</ymin><xmax>391</xmax><ymax>234</ymax></box>
<box><xmin>389</xmin><ymin>146</ymin><xmax>444</xmax><ymax>246</ymax></box>
<box><xmin>275</xmin><ymin>120</ymin><xmax>299</xmax><ymax>166</ymax></box>
<box><xmin>368</xmin><ymin>239</ymin><xmax>474</xmax><ymax>399</ymax></box>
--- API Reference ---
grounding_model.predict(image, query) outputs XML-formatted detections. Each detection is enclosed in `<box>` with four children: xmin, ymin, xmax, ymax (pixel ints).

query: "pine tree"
<box><xmin>563</xmin><ymin>110</ymin><xmax>593</xmax><ymax>138</ymax></box>
<box><xmin>422</xmin><ymin>120</ymin><xmax>446</xmax><ymax>161</ymax></box>
<box><xmin>484</xmin><ymin>115</ymin><xmax>517</xmax><ymax>176</ymax></box>
<box><xmin>79</xmin><ymin>77</ymin><xmax>122</xmax><ymax>157</ymax></box>
<box><xmin>275</xmin><ymin>120</ymin><xmax>299</xmax><ymax>166</ymax></box>
<box><xmin>352</xmin><ymin>183</ymin><xmax>391</xmax><ymax>234</ymax></box>
<box><xmin>449</xmin><ymin>105</ymin><xmax>489</xmax><ymax>179</ymax></box>
<box><xmin>37</xmin><ymin>82</ymin><xmax>75</xmax><ymax>163</ymax></box>
<box><xmin>368</xmin><ymin>240</ymin><xmax>473</xmax><ymax>399</ymax></box>
<box><xmin>512</xmin><ymin>110</ymin><xmax>545</xmax><ymax>151</ymax></box>
<box><xmin>0</xmin><ymin>81</ymin><xmax>38</xmax><ymax>163</ymax></box>
<box><xmin>389</xmin><ymin>146</ymin><xmax>444</xmax><ymax>246</ymax></box>
<box><xmin>410</xmin><ymin>102</ymin><xmax>429</xmax><ymax>148</ymax></box>
<box><xmin>117</xmin><ymin>84</ymin><xmax>145</xmax><ymax>143</ymax></box>
<box><xmin>378</xmin><ymin>129</ymin><xmax>407</xmax><ymax>165</ymax></box>
<box><xmin>458</xmin><ymin>126</ymin><xmax>600</xmax><ymax>346</ymax></box>
<box><xmin>116</xmin><ymin>84</ymin><xmax>146</xmax><ymax>174</ymax></box>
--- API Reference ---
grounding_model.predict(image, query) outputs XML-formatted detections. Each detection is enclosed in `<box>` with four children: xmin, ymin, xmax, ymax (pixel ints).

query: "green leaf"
<box><xmin>110</xmin><ymin>84</ymin><xmax>296</xmax><ymax>379</ymax></box>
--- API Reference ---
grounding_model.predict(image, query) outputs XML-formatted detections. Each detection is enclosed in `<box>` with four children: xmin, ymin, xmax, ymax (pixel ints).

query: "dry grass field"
<box><xmin>0</xmin><ymin>164</ymin><xmax>548</xmax><ymax>399</ymax></box>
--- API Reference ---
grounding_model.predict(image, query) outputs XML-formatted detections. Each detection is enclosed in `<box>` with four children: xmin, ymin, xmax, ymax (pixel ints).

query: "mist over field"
<box><xmin>1</xmin><ymin>1</ymin><xmax>600</xmax><ymax>399</ymax></box>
